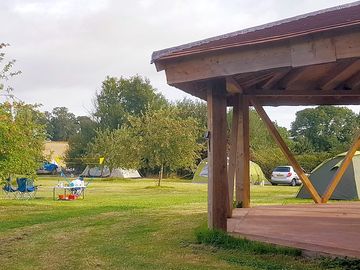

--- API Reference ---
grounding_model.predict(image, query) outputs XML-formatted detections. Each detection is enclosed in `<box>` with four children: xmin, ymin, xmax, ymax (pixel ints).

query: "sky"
<box><xmin>1</xmin><ymin>0</ymin><xmax>359</xmax><ymax>129</ymax></box>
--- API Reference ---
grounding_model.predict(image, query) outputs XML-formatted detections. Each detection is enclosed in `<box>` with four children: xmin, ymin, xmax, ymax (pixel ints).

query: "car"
<box><xmin>270</xmin><ymin>166</ymin><xmax>302</xmax><ymax>186</ymax></box>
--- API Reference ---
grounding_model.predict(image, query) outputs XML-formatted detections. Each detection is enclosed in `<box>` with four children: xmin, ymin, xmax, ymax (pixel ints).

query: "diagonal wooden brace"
<box><xmin>322</xmin><ymin>133</ymin><xmax>360</xmax><ymax>203</ymax></box>
<box><xmin>250</xmin><ymin>96</ymin><xmax>322</xmax><ymax>204</ymax></box>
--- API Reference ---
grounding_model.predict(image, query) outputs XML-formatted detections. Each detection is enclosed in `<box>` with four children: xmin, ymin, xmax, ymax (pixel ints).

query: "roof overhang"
<box><xmin>152</xmin><ymin>2</ymin><xmax>360</xmax><ymax>106</ymax></box>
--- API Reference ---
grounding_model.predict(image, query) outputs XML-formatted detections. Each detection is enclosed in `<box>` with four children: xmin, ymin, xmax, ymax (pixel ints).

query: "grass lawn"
<box><xmin>0</xmin><ymin>177</ymin><xmax>347</xmax><ymax>269</ymax></box>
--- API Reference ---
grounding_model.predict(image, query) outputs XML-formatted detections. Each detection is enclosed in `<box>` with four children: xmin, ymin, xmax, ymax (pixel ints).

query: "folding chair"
<box><xmin>16</xmin><ymin>178</ymin><xmax>38</xmax><ymax>200</ymax></box>
<box><xmin>2</xmin><ymin>178</ymin><xmax>18</xmax><ymax>199</ymax></box>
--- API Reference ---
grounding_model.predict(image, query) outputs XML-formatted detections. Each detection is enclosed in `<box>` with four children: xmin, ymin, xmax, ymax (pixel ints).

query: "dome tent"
<box><xmin>297</xmin><ymin>151</ymin><xmax>360</xmax><ymax>200</ymax></box>
<box><xmin>81</xmin><ymin>166</ymin><xmax>141</xmax><ymax>179</ymax></box>
<box><xmin>192</xmin><ymin>158</ymin><xmax>267</xmax><ymax>184</ymax></box>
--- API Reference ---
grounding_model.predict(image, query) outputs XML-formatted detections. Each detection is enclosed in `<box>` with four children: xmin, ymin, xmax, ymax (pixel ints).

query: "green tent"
<box><xmin>297</xmin><ymin>151</ymin><xmax>360</xmax><ymax>200</ymax></box>
<box><xmin>192</xmin><ymin>158</ymin><xmax>267</xmax><ymax>184</ymax></box>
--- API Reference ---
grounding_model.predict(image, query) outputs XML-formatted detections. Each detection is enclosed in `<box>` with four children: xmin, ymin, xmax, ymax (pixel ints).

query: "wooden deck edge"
<box><xmin>228</xmin><ymin>231</ymin><xmax>360</xmax><ymax>259</ymax></box>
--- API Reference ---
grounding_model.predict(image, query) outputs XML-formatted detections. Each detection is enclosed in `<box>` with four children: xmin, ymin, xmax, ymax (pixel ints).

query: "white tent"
<box><xmin>81</xmin><ymin>166</ymin><xmax>141</xmax><ymax>178</ymax></box>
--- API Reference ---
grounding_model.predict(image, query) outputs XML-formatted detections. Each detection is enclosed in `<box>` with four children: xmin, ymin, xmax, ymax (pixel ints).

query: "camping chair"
<box><xmin>2</xmin><ymin>178</ymin><xmax>18</xmax><ymax>199</ymax></box>
<box><xmin>16</xmin><ymin>178</ymin><xmax>38</xmax><ymax>200</ymax></box>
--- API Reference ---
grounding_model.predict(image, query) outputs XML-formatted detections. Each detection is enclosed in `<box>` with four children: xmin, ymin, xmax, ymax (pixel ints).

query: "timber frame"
<box><xmin>152</xmin><ymin>2</ymin><xmax>360</xmax><ymax>230</ymax></box>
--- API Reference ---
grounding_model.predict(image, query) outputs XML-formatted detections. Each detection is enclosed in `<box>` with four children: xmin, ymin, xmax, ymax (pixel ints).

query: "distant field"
<box><xmin>0</xmin><ymin>177</ymin><xmax>341</xmax><ymax>269</ymax></box>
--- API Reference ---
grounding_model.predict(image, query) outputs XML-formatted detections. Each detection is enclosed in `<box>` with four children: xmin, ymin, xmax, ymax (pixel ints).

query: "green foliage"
<box><xmin>291</xmin><ymin>106</ymin><xmax>360</xmax><ymax>153</ymax></box>
<box><xmin>89</xmin><ymin>107</ymin><xmax>202</xmax><ymax>185</ymax></box>
<box><xmin>93</xmin><ymin>75</ymin><xmax>168</xmax><ymax>130</ymax></box>
<box><xmin>89</xmin><ymin>127</ymin><xmax>141</xmax><ymax>171</ymax></box>
<box><xmin>227</xmin><ymin>109</ymin><xmax>289</xmax><ymax>178</ymax></box>
<box><xmin>320</xmin><ymin>257</ymin><xmax>360</xmax><ymax>270</ymax></box>
<box><xmin>0</xmin><ymin>102</ymin><xmax>45</xmax><ymax>179</ymax></box>
<box><xmin>132</xmin><ymin>107</ymin><xmax>202</xmax><ymax>184</ymax></box>
<box><xmin>46</xmin><ymin>107</ymin><xmax>78</xmax><ymax>141</ymax></box>
<box><xmin>295</xmin><ymin>152</ymin><xmax>333</xmax><ymax>173</ymax></box>
<box><xmin>174</xmin><ymin>98</ymin><xmax>207</xmax><ymax>140</ymax></box>
<box><xmin>195</xmin><ymin>228</ymin><xmax>301</xmax><ymax>256</ymax></box>
<box><xmin>66</xmin><ymin>116</ymin><xmax>98</xmax><ymax>171</ymax></box>
<box><xmin>0</xmin><ymin>44</ymin><xmax>45</xmax><ymax>179</ymax></box>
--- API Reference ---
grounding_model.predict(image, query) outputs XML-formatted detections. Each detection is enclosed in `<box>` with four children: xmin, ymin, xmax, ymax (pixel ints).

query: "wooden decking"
<box><xmin>228</xmin><ymin>203</ymin><xmax>360</xmax><ymax>258</ymax></box>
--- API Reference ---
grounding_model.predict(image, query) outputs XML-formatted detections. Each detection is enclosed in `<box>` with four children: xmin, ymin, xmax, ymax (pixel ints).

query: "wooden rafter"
<box><xmin>277</xmin><ymin>67</ymin><xmax>308</xmax><ymax>89</ymax></box>
<box><xmin>250</xmin><ymin>96</ymin><xmax>322</xmax><ymax>203</ymax></box>
<box><xmin>320</xmin><ymin>60</ymin><xmax>360</xmax><ymax>90</ymax></box>
<box><xmin>240</xmin><ymin>72</ymin><xmax>274</xmax><ymax>89</ymax></box>
<box><xmin>226</xmin><ymin>77</ymin><xmax>243</xmax><ymax>94</ymax></box>
<box><xmin>322</xmin><ymin>133</ymin><xmax>360</xmax><ymax>203</ymax></box>
<box><xmin>345</xmin><ymin>71</ymin><xmax>360</xmax><ymax>90</ymax></box>
<box><xmin>261</xmin><ymin>69</ymin><xmax>291</xmax><ymax>90</ymax></box>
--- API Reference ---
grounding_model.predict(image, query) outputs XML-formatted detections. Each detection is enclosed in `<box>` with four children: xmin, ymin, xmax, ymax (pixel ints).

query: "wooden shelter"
<box><xmin>152</xmin><ymin>2</ymin><xmax>360</xmax><ymax>231</ymax></box>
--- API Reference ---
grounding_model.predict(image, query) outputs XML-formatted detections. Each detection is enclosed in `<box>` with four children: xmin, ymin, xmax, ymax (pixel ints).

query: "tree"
<box><xmin>0</xmin><ymin>44</ymin><xmax>46</xmax><ymax>179</ymax></box>
<box><xmin>93</xmin><ymin>75</ymin><xmax>168</xmax><ymax>130</ymax></box>
<box><xmin>47</xmin><ymin>107</ymin><xmax>78</xmax><ymax>141</ymax></box>
<box><xmin>89</xmin><ymin>107</ymin><xmax>201</xmax><ymax>185</ymax></box>
<box><xmin>0</xmin><ymin>102</ymin><xmax>46</xmax><ymax>179</ymax></box>
<box><xmin>66</xmin><ymin>116</ymin><xmax>98</xmax><ymax>171</ymax></box>
<box><xmin>291</xmin><ymin>106</ymin><xmax>359</xmax><ymax>153</ymax></box>
<box><xmin>88</xmin><ymin>128</ymin><xmax>141</xmax><ymax>171</ymax></box>
<box><xmin>134</xmin><ymin>108</ymin><xmax>201</xmax><ymax>185</ymax></box>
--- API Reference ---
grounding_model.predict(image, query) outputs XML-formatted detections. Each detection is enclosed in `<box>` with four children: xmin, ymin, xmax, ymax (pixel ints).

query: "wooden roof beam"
<box><xmin>261</xmin><ymin>69</ymin><xmax>291</xmax><ymax>90</ymax></box>
<box><xmin>345</xmin><ymin>71</ymin><xmax>360</xmax><ymax>90</ymax></box>
<box><xmin>320</xmin><ymin>59</ymin><xmax>360</xmax><ymax>90</ymax></box>
<box><xmin>226</xmin><ymin>77</ymin><xmax>243</xmax><ymax>94</ymax></box>
<box><xmin>244</xmin><ymin>89</ymin><xmax>360</xmax><ymax>96</ymax></box>
<box><xmin>163</xmin><ymin>31</ymin><xmax>360</xmax><ymax>85</ymax></box>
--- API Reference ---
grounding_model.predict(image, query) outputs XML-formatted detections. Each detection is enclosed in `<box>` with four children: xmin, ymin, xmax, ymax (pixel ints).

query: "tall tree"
<box><xmin>66</xmin><ymin>116</ymin><xmax>98</xmax><ymax>171</ymax></box>
<box><xmin>48</xmin><ymin>107</ymin><xmax>78</xmax><ymax>141</ymax></box>
<box><xmin>291</xmin><ymin>106</ymin><xmax>359</xmax><ymax>153</ymax></box>
<box><xmin>93</xmin><ymin>75</ymin><xmax>168</xmax><ymax>130</ymax></box>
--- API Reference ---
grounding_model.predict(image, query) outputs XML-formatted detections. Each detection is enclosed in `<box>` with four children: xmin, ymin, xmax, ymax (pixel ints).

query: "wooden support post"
<box><xmin>322</xmin><ymin>133</ymin><xmax>360</xmax><ymax>203</ymax></box>
<box><xmin>207</xmin><ymin>79</ymin><xmax>228</xmax><ymax>230</ymax></box>
<box><xmin>235</xmin><ymin>95</ymin><xmax>250</xmax><ymax>208</ymax></box>
<box><xmin>227</xmin><ymin>94</ymin><xmax>240</xmax><ymax>217</ymax></box>
<box><xmin>250</xmin><ymin>96</ymin><xmax>322</xmax><ymax>204</ymax></box>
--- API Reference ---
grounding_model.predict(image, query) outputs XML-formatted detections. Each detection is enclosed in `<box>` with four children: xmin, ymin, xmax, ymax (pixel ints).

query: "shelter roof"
<box><xmin>152</xmin><ymin>2</ymin><xmax>360</xmax><ymax>106</ymax></box>
<box><xmin>152</xmin><ymin>1</ymin><xmax>360</xmax><ymax>63</ymax></box>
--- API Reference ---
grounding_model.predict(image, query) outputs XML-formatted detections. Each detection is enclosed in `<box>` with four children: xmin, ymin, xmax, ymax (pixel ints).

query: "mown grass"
<box><xmin>0</xmin><ymin>177</ymin><xmax>351</xmax><ymax>269</ymax></box>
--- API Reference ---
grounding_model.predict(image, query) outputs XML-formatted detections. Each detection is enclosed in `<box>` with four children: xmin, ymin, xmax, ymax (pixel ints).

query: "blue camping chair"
<box><xmin>2</xmin><ymin>178</ymin><xmax>18</xmax><ymax>199</ymax></box>
<box><xmin>16</xmin><ymin>178</ymin><xmax>38</xmax><ymax>199</ymax></box>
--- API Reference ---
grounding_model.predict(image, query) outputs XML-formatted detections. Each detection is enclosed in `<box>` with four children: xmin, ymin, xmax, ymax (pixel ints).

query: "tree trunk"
<box><xmin>158</xmin><ymin>164</ymin><xmax>163</xmax><ymax>186</ymax></box>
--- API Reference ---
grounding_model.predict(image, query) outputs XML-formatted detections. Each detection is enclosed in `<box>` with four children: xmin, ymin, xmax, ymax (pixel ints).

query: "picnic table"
<box><xmin>53</xmin><ymin>184</ymin><xmax>85</xmax><ymax>200</ymax></box>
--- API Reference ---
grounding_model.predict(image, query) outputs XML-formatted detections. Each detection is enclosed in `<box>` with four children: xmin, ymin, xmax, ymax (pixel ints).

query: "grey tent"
<box><xmin>193</xmin><ymin>158</ymin><xmax>267</xmax><ymax>184</ymax></box>
<box><xmin>81</xmin><ymin>166</ymin><xmax>141</xmax><ymax>178</ymax></box>
<box><xmin>297</xmin><ymin>151</ymin><xmax>360</xmax><ymax>200</ymax></box>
